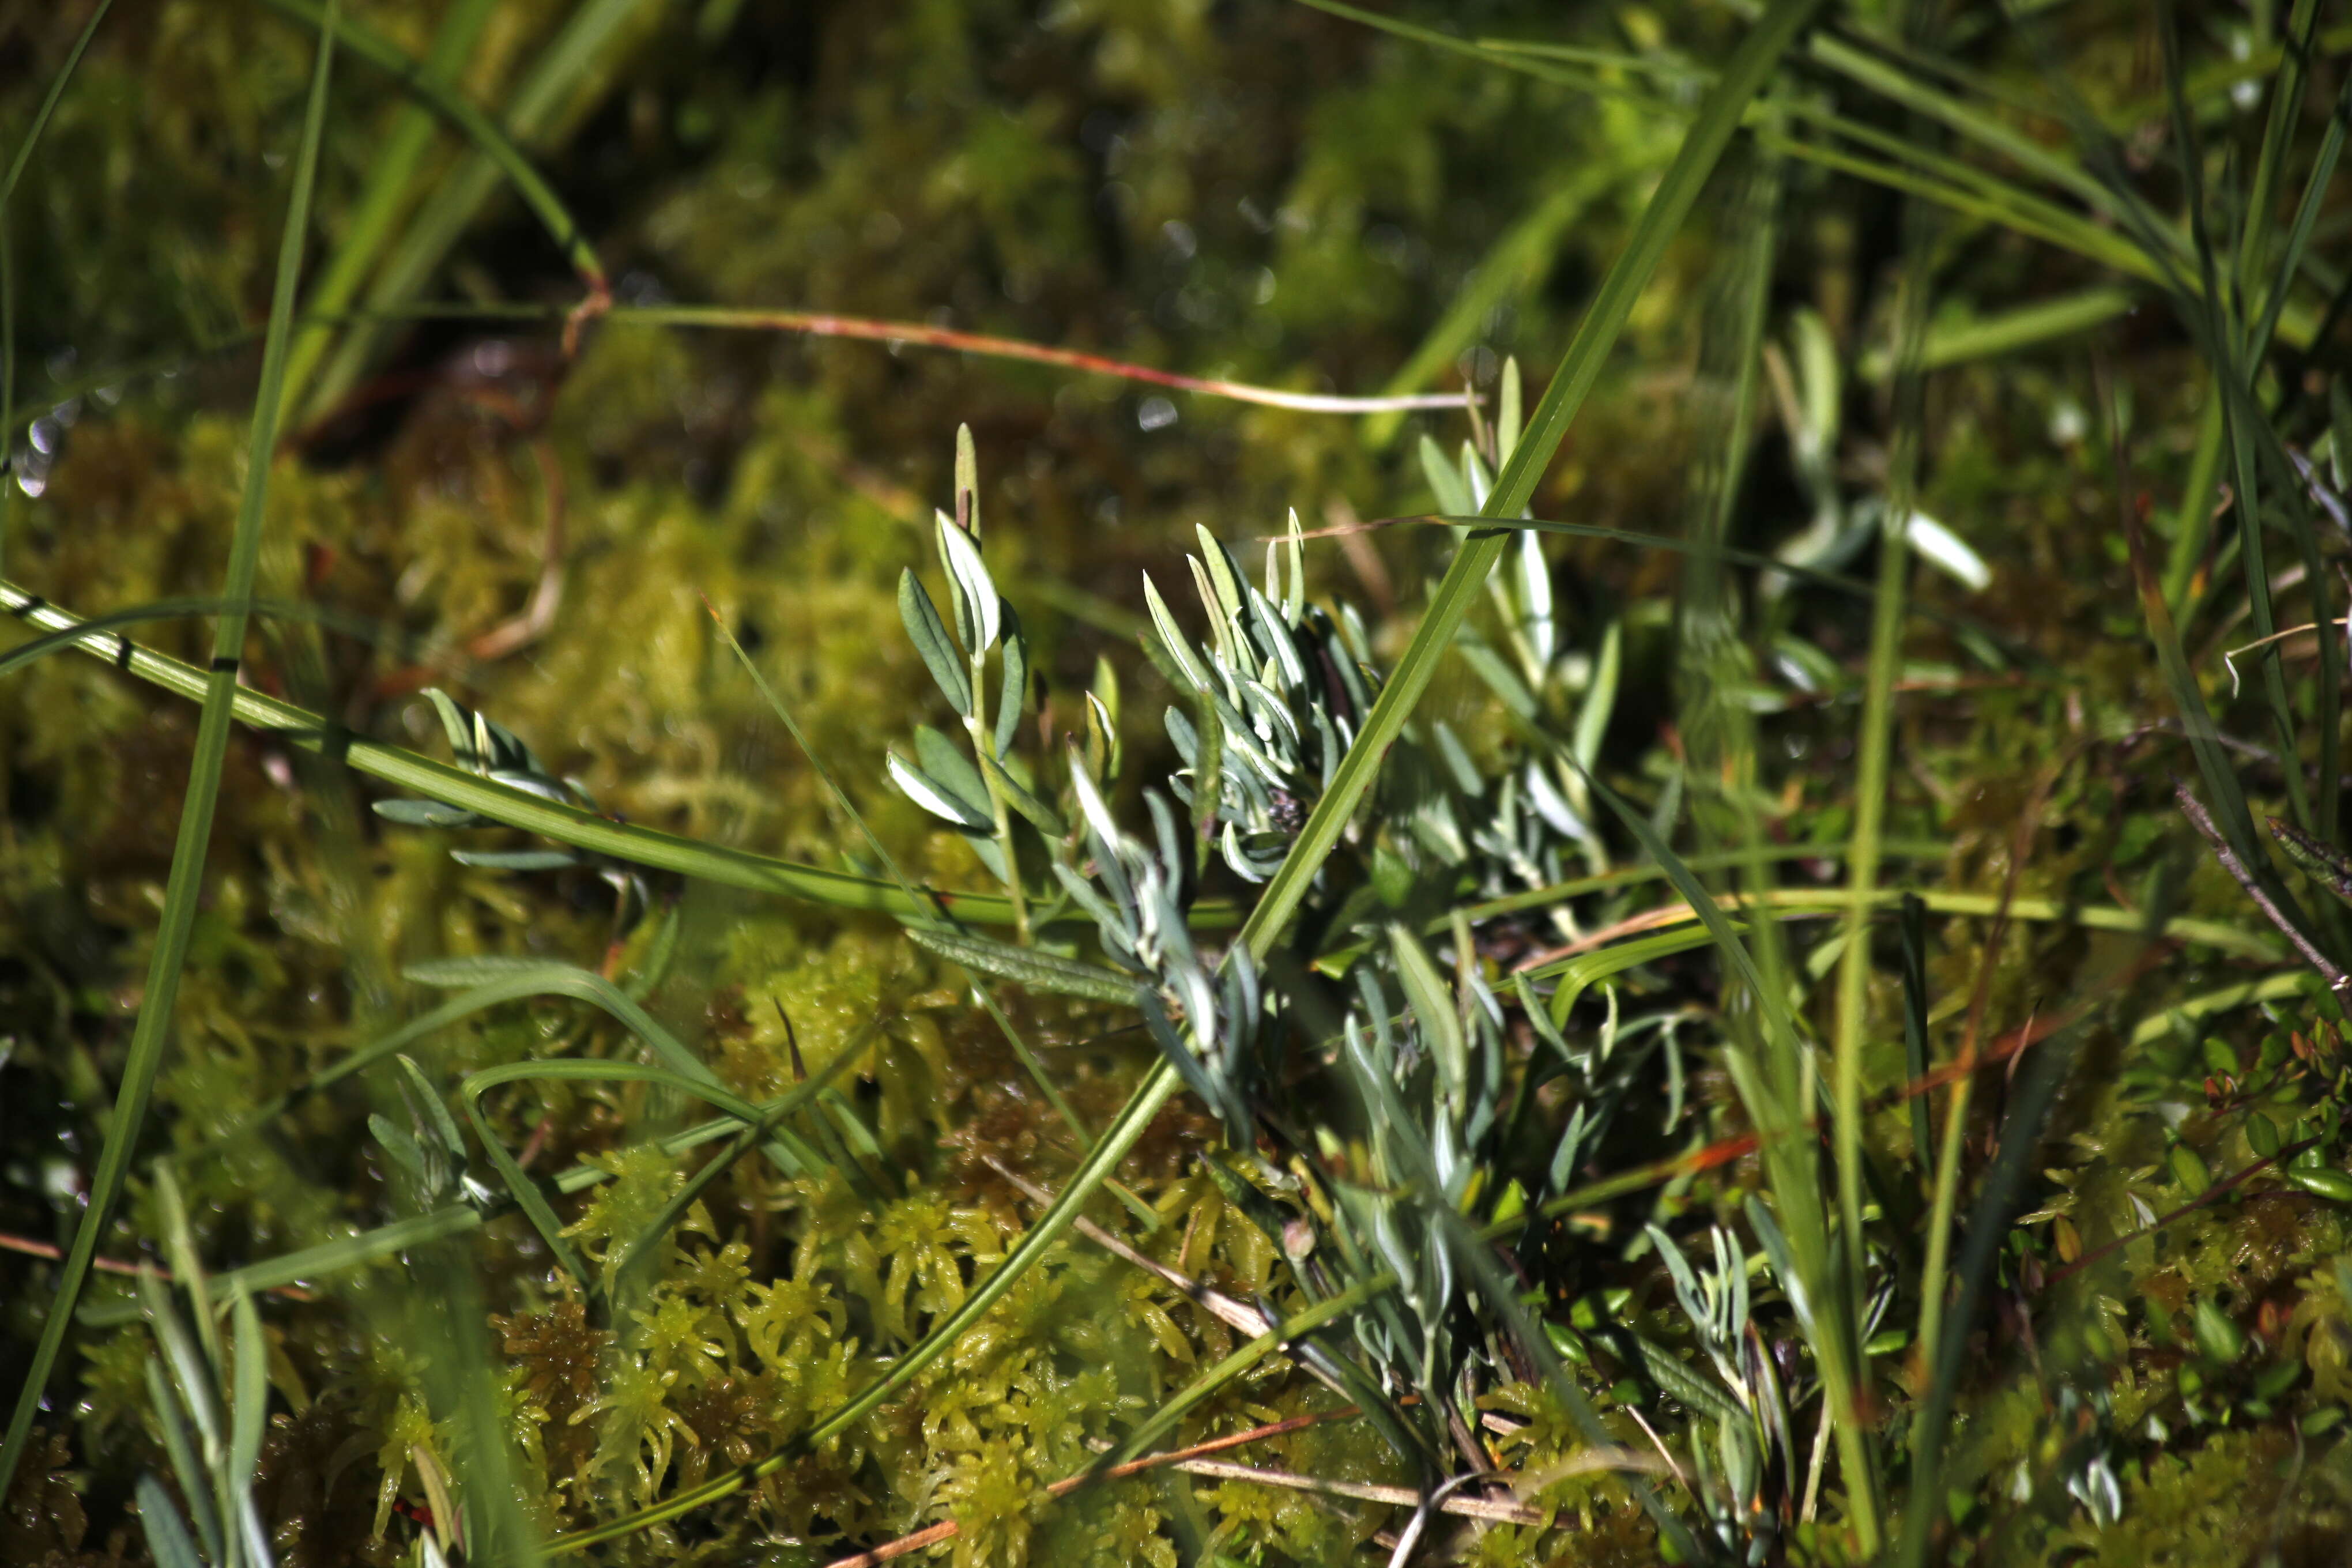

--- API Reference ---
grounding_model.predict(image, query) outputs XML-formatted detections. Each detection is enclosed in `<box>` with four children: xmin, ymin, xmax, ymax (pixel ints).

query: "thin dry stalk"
<box><xmin>2173</xmin><ymin>781</ymin><xmax>2348</xmax><ymax>992</ymax></box>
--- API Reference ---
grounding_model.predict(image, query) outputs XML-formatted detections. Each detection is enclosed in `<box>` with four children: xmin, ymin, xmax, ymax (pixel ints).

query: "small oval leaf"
<box><xmin>898</xmin><ymin>568</ymin><xmax>973</xmax><ymax>715</ymax></box>
<box><xmin>887</xmin><ymin>750</ymin><xmax>993</xmax><ymax>830</ymax></box>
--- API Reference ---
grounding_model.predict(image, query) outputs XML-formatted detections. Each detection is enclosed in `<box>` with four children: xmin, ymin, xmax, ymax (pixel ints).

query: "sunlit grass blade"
<box><xmin>260</xmin><ymin>0</ymin><xmax>610</xmax><ymax>311</ymax></box>
<box><xmin>1825</xmin><ymin>84</ymin><xmax>1940</xmax><ymax>1525</ymax></box>
<box><xmin>2155</xmin><ymin>14</ymin><xmax>2316</xmax><ymax>847</ymax></box>
<box><xmin>1246</xmin><ymin>0</ymin><xmax>1829</xmax><ymax>960</ymax></box>
<box><xmin>1362</xmin><ymin>512</ymin><xmax>2034</xmax><ymax>658</ymax></box>
<box><xmin>404</xmin><ymin>958</ymin><xmax>828</xmax><ymax>1181</ymax></box>
<box><xmin>0</xmin><ymin>595</ymin><xmax>398</xmax><ymax>683</ymax></box>
<box><xmin>0</xmin><ymin>579</ymin><xmax>1020</xmax><ymax>924</ymax></box>
<box><xmin>1862</xmin><ymin>285</ymin><xmax>2138</xmax><ymax>377</ymax></box>
<box><xmin>0</xmin><ymin>0</ymin><xmax>340</xmax><ymax>1502</ymax></box>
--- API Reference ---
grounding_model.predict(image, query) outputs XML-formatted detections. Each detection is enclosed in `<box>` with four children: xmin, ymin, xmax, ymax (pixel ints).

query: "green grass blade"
<box><xmin>1396</xmin><ymin>512</ymin><xmax>2032</xmax><ymax>655</ymax></box>
<box><xmin>226</xmin><ymin>1289</ymin><xmax>268</xmax><ymax>1503</ymax></box>
<box><xmin>1805</xmin><ymin>31</ymin><xmax>2139</xmax><ymax>235</ymax></box>
<box><xmin>1243</xmin><ymin>0</ymin><xmax>1829</xmax><ymax>960</ymax></box>
<box><xmin>2249</xmin><ymin>67</ymin><xmax>2351</xmax><ymax>364</ymax></box>
<box><xmin>294</xmin><ymin>0</ymin><xmax>651</xmax><ymax>412</ymax></box>
<box><xmin>0</xmin><ymin>579</ymin><xmax>1020</xmax><ymax>924</ymax></box>
<box><xmin>1864</xmin><ymin>285</ymin><xmax>2138</xmax><ymax>376</ymax></box>
<box><xmin>259</xmin><ymin>0</ymin><xmax>610</xmax><ymax>303</ymax></box>
<box><xmin>2161</xmin><ymin>16</ymin><xmax>2315</xmax><ymax>845</ymax></box>
<box><xmin>1580</xmin><ymin>761</ymin><xmax>1880</xmax><ymax>1548</ymax></box>
<box><xmin>408</xmin><ymin>959</ymin><xmax>829</xmax><ymax>1181</ymax></box>
<box><xmin>1533</xmin><ymin>925</ymin><xmax>1745</xmax><ymax>1022</ymax></box>
<box><xmin>134</xmin><ymin>1472</ymin><xmax>206</xmax><ymax>1568</ymax></box>
<box><xmin>0</xmin><ymin>0</ymin><xmax>340</xmax><ymax>1501</ymax></box>
<box><xmin>2236</xmin><ymin>0</ymin><xmax>2322</xmax><ymax>344</ymax></box>
<box><xmin>86</xmin><ymin>1064</ymin><xmax>875</xmax><ymax>1330</ymax></box>
<box><xmin>0</xmin><ymin>595</ymin><xmax>394</xmax><ymax>682</ymax></box>
<box><xmin>1892</xmin><ymin>948</ymin><xmax>2145</xmax><ymax>1567</ymax></box>
<box><xmin>1825</xmin><ymin>116</ymin><xmax>1935</xmax><ymax>1533</ymax></box>
<box><xmin>1294</xmin><ymin>0</ymin><xmax>1652</xmax><ymax>100</ymax></box>
<box><xmin>277</xmin><ymin>0</ymin><xmax>500</xmax><ymax>419</ymax></box>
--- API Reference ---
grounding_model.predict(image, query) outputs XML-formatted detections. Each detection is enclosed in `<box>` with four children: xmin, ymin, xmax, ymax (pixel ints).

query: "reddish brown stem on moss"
<box><xmin>0</xmin><ymin>1232</ymin><xmax>316</xmax><ymax>1302</ymax></box>
<box><xmin>629</xmin><ymin>304</ymin><xmax>1477</xmax><ymax>414</ymax></box>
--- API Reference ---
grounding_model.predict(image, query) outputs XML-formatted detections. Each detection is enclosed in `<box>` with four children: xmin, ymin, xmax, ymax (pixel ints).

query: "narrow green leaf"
<box><xmin>1532</xmin><ymin>924</ymin><xmax>1748</xmax><ymax>1024</ymax></box>
<box><xmin>977</xmin><ymin>749</ymin><xmax>1064</xmax><ymax>838</ymax></box>
<box><xmin>0</xmin><ymin>1</ymin><xmax>342</xmax><ymax>1500</ymax></box>
<box><xmin>936</xmin><ymin>509</ymin><xmax>1000</xmax><ymax>654</ymax></box>
<box><xmin>1497</xmin><ymin>355</ymin><xmax>1523</xmax><ymax>463</ymax></box>
<box><xmin>1389</xmin><ymin>925</ymin><xmax>1467</xmax><ymax>1115</ymax></box>
<box><xmin>369</xmin><ymin>798</ymin><xmax>480</xmax><ymax>828</ymax></box>
<box><xmin>1572</xmin><ymin>621</ymin><xmax>1621</xmax><ymax>770</ymax></box>
<box><xmin>227</xmin><ymin>1290</ymin><xmax>269</xmax><ymax>1499</ymax></box>
<box><xmin>1142</xmin><ymin>572</ymin><xmax>1212</xmax><ymax>692</ymax></box>
<box><xmin>278</xmin><ymin>0</ymin><xmax>498</xmax><ymax>416</ymax></box>
<box><xmin>406</xmin><ymin>955</ymin><xmax>550</xmax><ymax>987</ymax></box>
<box><xmin>1418</xmin><ymin>434</ymin><xmax>1474</xmax><ymax>517</ymax></box>
<box><xmin>993</xmin><ymin>619</ymin><xmax>1028</xmax><ymax>757</ymax></box>
<box><xmin>142</xmin><ymin>1352</ymin><xmax>221</xmax><ymax>1565</ymax></box>
<box><xmin>899</xmin><ymin>568</ymin><xmax>974</xmax><ymax>716</ymax></box>
<box><xmin>887</xmin><ymin>748</ymin><xmax>993</xmax><ymax>831</ymax></box>
<box><xmin>278</xmin><ymin>0</ymin><xmax>642</xmax><ymax>412</ymax></box>
<box><xmin>1192</xmin><ymin>699</ymin><xmax>1225</xmax><ymax>876</ymax></box>
<box><xmin>136</xmin><ymin>1473</ymin><xmax>207</xmax><ymax>1568</ymax></box>
<box><xmin>394</xmin><ymin>1052</ymin><xmax>468</xmax><ymax>1178</ymax></box>
<box><xmin>953</xmin><ymin>422</ymin><xmax>982</xmax><ymax>536</ymax></box>
<box><xmin>904</xmin><ymin>926</ymin><xmax>1141</xmax><ymax>1005</ymax></box>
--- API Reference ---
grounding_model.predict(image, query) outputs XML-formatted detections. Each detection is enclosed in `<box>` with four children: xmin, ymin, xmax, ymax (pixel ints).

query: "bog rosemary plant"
<box><xmin>862</xmin><ymin>424</ymin><xmax>1812</xmax><ymax>1554</ymax></box>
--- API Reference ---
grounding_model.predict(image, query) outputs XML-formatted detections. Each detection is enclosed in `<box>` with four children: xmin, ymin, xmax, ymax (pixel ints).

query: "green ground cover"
<box><xmin>8</xmin><ymin>1</ymin><xmax>2352</xmax><ymax>1563</ymax></box>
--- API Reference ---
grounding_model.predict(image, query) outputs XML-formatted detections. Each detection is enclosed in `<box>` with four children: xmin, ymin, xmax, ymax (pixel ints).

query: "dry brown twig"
<box><xmin>2172</xmin><ymin>782</ymin><xmax>2349</xmax><ymax>993</ymax></box>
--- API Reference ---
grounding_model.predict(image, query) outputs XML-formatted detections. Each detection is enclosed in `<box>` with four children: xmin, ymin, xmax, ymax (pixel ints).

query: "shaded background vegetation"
<box><xmin>6</xmin><ymin>0</ymin><xmax>2352</xmax><ymax>1563</ymax></box>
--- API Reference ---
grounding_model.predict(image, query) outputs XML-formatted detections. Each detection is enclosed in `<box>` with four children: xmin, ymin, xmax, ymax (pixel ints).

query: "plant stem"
<box><xmin>966</xmin><ymin>654</ymin><xmax>1030</xmax><ymax>942</ymax></box>
<box><xmin>0</xmin><ymin>0</ymin><xmax>339</xmax><ymax>1503</ymax></box>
